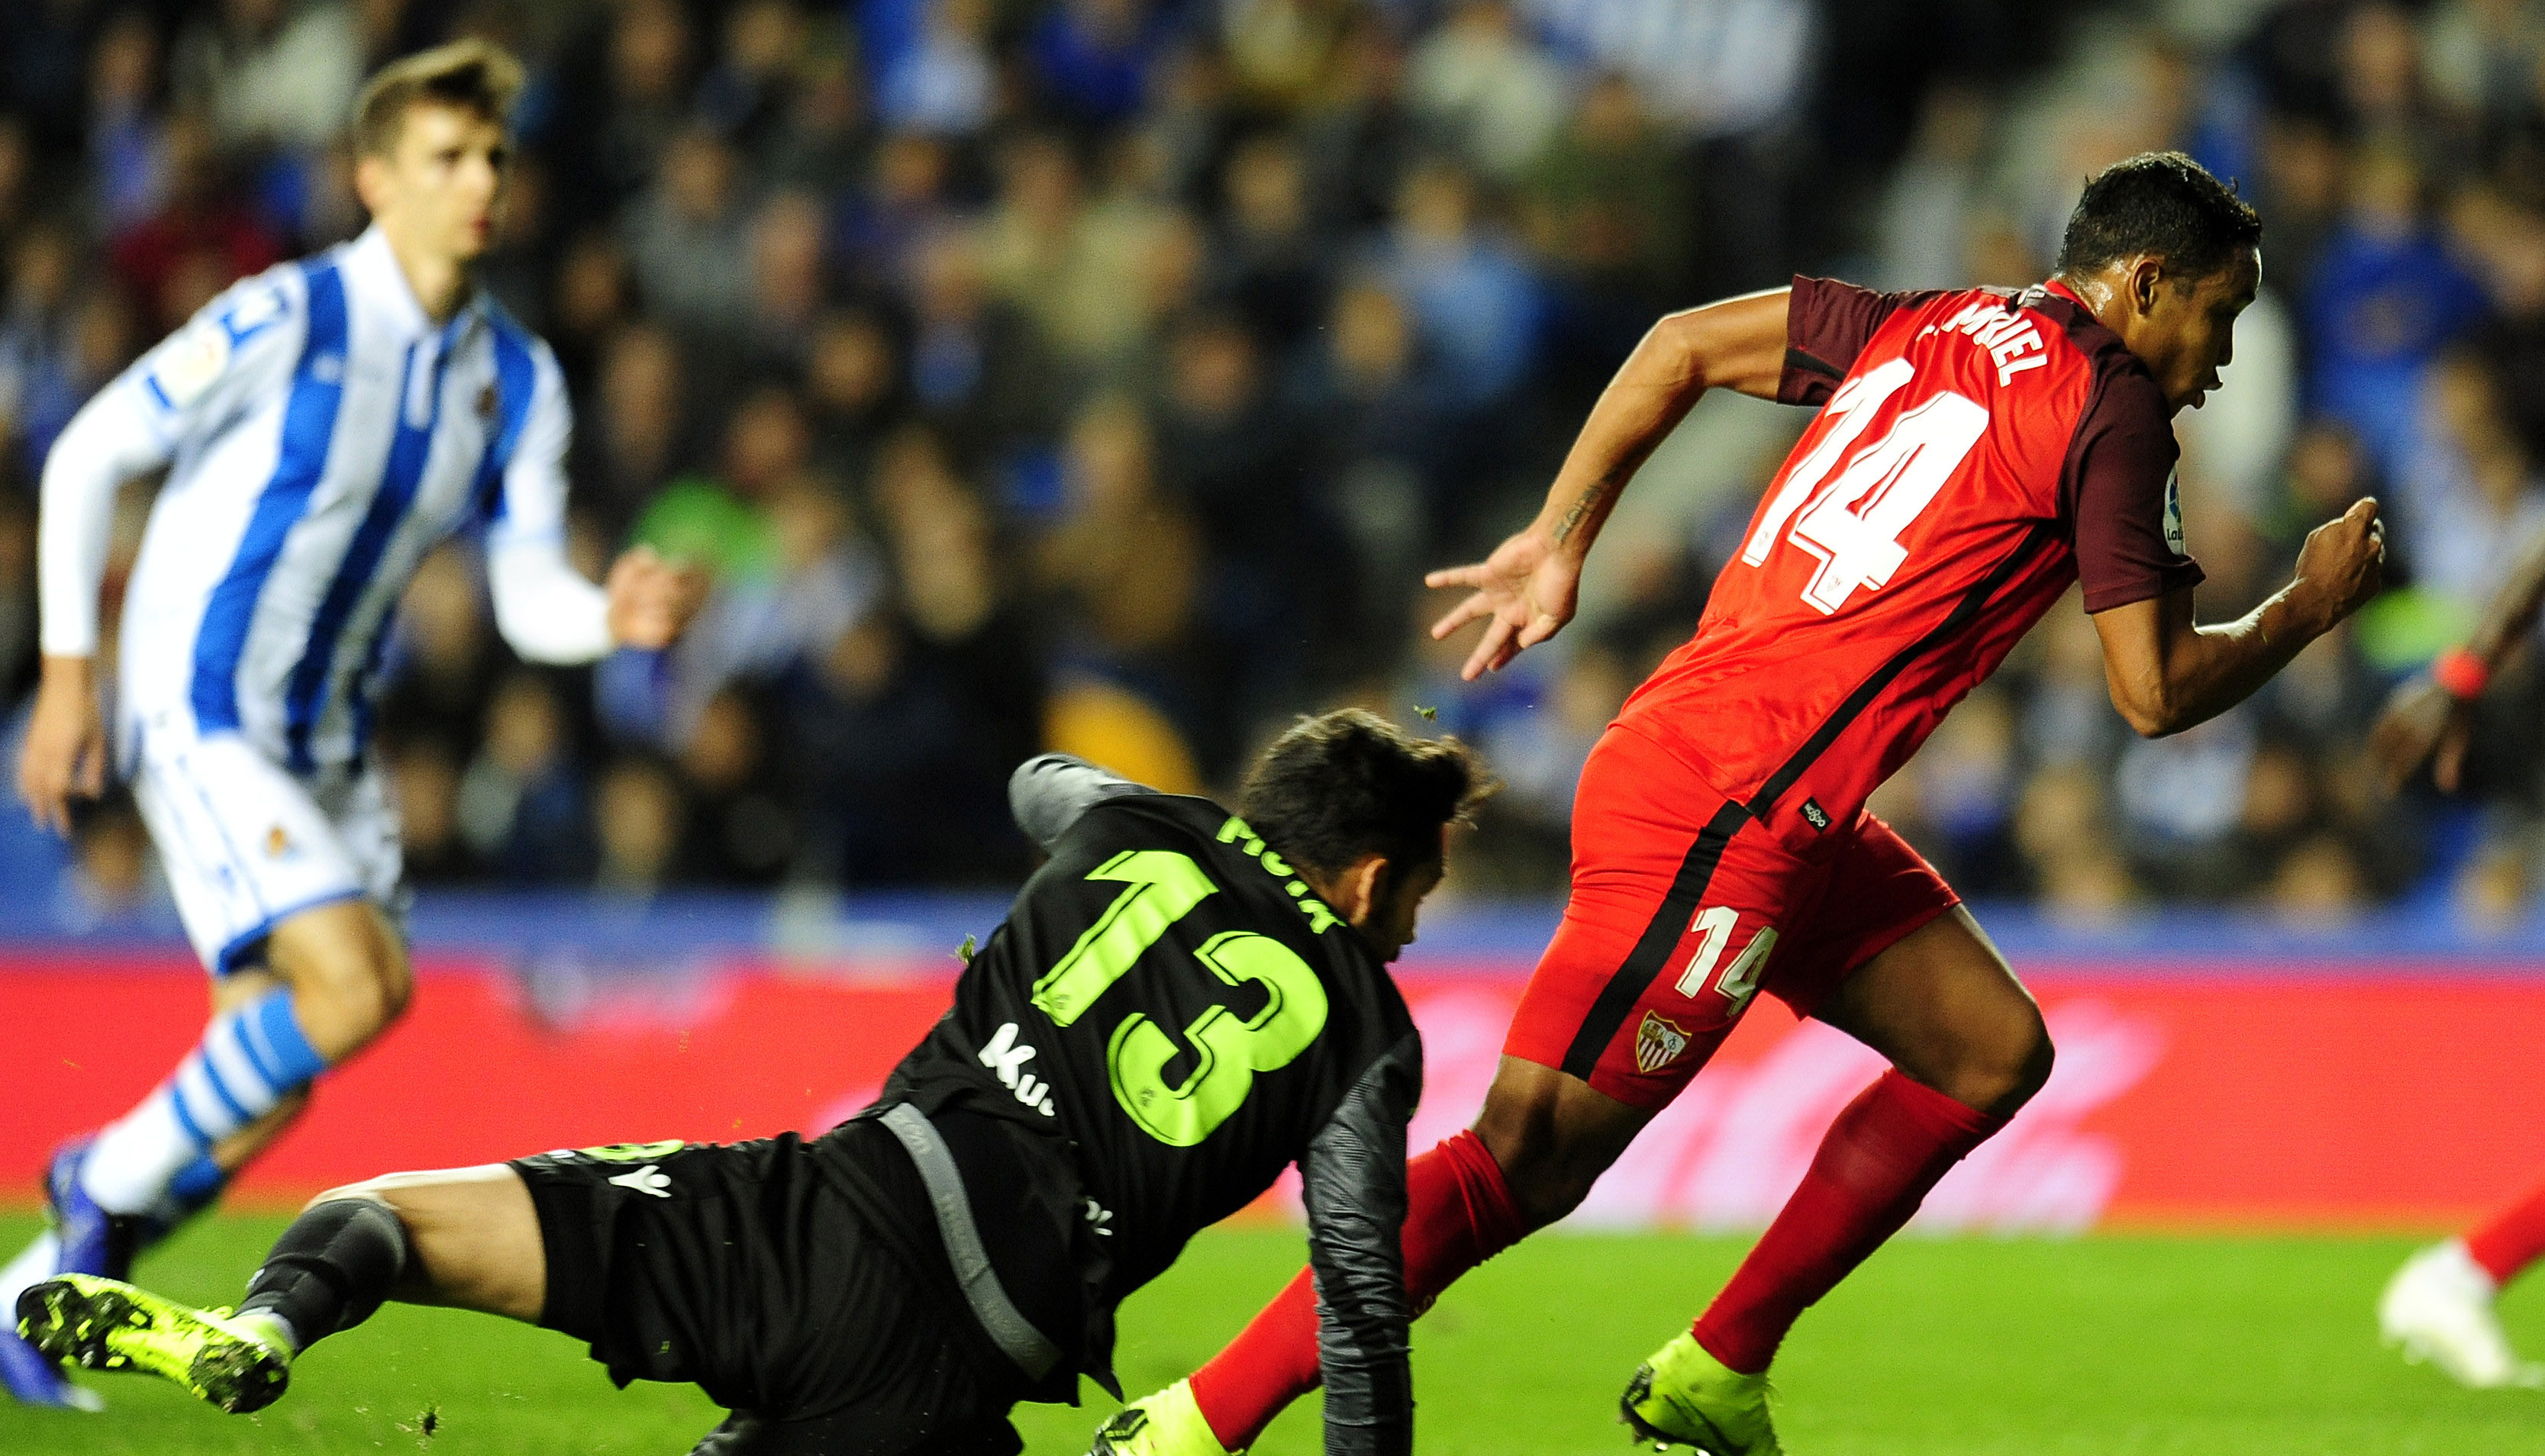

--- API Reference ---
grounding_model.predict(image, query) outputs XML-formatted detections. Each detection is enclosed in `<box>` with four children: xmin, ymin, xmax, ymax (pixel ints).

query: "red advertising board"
<box><xmin>6</xmin><ymin>955</ymin><xmax>2543</xmax><ymax>1229</ymax></box>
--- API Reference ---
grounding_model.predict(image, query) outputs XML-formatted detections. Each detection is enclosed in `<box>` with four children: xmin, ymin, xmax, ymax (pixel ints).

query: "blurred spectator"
<box><xmin>1292</xmin><ymin>275</ymin><xmax>1443</xmax><ymax>601</ymax></box>
<box><xmin>678</xmin><ymin>688</ymin><xmax>795</xmax><ymax>884</ymax></box>
<box><xmin>697</xmin><ymin>0</ymin><xmax>808</xmax><ymax>150</ymax></box>
<box><xmin>876</xmin><ymin>0</ymin><xmax>996</xmax><ymax>137</ymax></box>
<box><xmin>1406</xmin><ymin>0</ymin><xmax>1567</xmax><ymax>184</ymax></box>
<box><xmin>1028</xmin><ymin>0</ymin><xmax>1171</xmax><ymax>132</ymax></box>
<box><xmin>634</xmin><ymin>382</ymin><xmax>809</xmax><ymax>588</ymax></box>
<box><xmin>978</xmin><ymin>132</ymin><xmax>1163</xmax><ymax>369</ymax></box>
<box><xmin>1374</xmin><ymin>159</ymin><xmax>1540</xmax><ymax>410</ymax></box>
<box><xmin>108</xmin><ymin>114</ymin><xmax>285</xmax><ymax>335</ymax></box>
<box><xmin>1873</xmin><ymin>85</ymin><xmax>1989</xmax><ymax>292</ymax></box>
<box><xmin>8</xmin><ymin>0</ymin><xmax>2545</xmax><ymax>915</ymax></box>
<box><xmin>764</xmin><ymin>43</ymin><xmax>871</xmax><ymax>195</ymax></box>
<box><xmin>1222</xmin><ymin>0</ymin><xmax>1353</xmax><ymax>115</ymax></box>
<box><xmin>171</xmin><ymin>0</ymin><xmax>364</xmax><ymax>159</ymax></box>
<box><xmin>593</xmin><ymin>754</ymin><xmax>683</xmax><ymax>897</ymax></box>
<box><xmin>1521</xmin><ymin>72</ymin><xmax>1689</xmax><ymax>350</ymax></box>
<box><xmin>579</xmin><ymin>321</ymin><xmax>691</xmax><ymax>538</ymax></box>
<box><xmin>905</xmin><ymin>227</ymin><xmax>1065</xmax><ymax>459</ymax></box>
<box><xmin>2301</xmin><ymin>146</ymin><xmax>2487</xmax><ymax>475</ymax></box>
<box><xmin>784</xmin><ymin>436</ymin><xmax>1041</xmax><ymax>884</ymax></box>
<box><xmin>89</xmin><ymin>11</ymin><xmax>172</xmax><ymax>237</ymax></box>
<box><xmin>393</xmin><ymin>738</ymin><xmax>473</xmax><ymax>883</ymax></box>
<box><xmin>1213</xmin><ymin>132</ymin><xmax>1330</xmax><ymax>352</ymax></box>
<box><xmin>458</xmin><ymin>674</ymin><xmax>595</xmax><ymax>884</ymax></box>
<box><xmin>743</xmin><ymin>190</ymin><xmax>833</xmax><ymax>365</ymax></box>
<box><xmin>623</xmin><ymin>127</ymin><xmax>754</xmax><ymax>337</ymax></box>
<box><xmin>588</xmin><ymin>0</ymin><xmax>698</xmax><ymax>205</ymax></box>
<box><xmin>2402</xmin><ymin>353</ymin><xmax>2545</xmax><ymax>611</ymax></box>
<box><xmin>378</xmin><ymin>543</ymin><xmax>499</xmax><ymax>761</ymax></box>
<box><xmin>804</xmin><ymin>308</ymin><xmax>905</xmax><ymax>484</ymax></box>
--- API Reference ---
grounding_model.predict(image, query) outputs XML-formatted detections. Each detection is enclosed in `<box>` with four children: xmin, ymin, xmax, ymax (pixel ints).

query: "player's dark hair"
<box><xmin>353</xmin><ymin>39</ymin><xmax>524</xmax><ymax>158</ymax></box>
<box><xmin>1240</xmin><ymin>709</ymin><xmax>1495</xmax><ymax>881</ymax></box>
<box><xmin>2053</xmin><ymin>150</ymin><xmax>2262</xmax><ymax>284</ymax></box>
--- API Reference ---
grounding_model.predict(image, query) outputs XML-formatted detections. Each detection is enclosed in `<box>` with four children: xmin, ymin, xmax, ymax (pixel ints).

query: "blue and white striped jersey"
<box><xmin>40</xmin><ymin>225</ymin><xmax>612</xmax><ymax>774</ymax></box>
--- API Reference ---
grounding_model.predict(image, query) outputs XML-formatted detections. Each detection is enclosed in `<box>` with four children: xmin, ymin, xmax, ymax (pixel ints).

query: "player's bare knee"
<box><xmin>302</xmin><ymin>1183</ymin><xmax>395</xmax><ymax>1214</ymax></box>
<box><xmin>290</xmin><ymin>936</ymin><xmax>410</xmax><ymax>1047</ymax></box>
<box><xmin>1950</xmin><ymin>1008</ymin><xmax>2053</xmax><ymax>1116</ymax></box>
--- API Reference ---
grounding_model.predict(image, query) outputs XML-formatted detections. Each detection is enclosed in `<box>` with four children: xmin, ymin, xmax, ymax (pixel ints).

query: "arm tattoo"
<box><xmin>1552</xmin><ymin>474</ymin><xmax>1621</xmax><ymax>546</ymax></box>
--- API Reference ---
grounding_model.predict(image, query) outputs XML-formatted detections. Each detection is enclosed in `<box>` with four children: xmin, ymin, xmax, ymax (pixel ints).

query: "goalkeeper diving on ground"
<box><xmin>17</xmin><ymin>709</ymin><xmax>1493</xmax><ymax>1456</ymax></box>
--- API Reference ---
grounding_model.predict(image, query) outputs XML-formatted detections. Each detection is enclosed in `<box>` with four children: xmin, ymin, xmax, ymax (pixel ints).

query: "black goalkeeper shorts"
<box><xmin>511</xmin><ymin>1129</ymin><xmax>1024</xmax><ymax>1456</ymax></box>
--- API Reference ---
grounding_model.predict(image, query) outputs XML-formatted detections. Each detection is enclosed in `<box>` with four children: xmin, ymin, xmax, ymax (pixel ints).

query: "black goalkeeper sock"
<box><xmin>235</xmin><ymin>1197</ymin><xmax>411</xmax><ymax>1353</ymax></box>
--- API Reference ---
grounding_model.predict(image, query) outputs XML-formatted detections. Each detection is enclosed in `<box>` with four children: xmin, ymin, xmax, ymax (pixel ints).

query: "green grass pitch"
<box><xmin>4</xmin><ymin>1213</ymin><xmax>2543</xmax><ymax>1454</ymax></box>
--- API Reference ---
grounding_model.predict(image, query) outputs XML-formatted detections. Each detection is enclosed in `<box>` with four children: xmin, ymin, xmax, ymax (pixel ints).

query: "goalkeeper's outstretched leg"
<box><xmin>16</xmin><ymin>1164</ymin><xmax>537</xmax><ymax>1416</ymax></box>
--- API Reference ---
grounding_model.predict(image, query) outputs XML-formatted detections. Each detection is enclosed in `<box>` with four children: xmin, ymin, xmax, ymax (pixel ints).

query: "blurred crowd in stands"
<box><xmin>2</xmin><ymin>0</ymin><xmax>2544</xmax><ymax>923</ymax></box>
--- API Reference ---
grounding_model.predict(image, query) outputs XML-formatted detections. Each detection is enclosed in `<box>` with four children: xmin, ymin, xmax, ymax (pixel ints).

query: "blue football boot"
<box><xmin>47</xmin><ymin>1142</ymin><xmax>141</xmax><ymax>1284</ymax></box>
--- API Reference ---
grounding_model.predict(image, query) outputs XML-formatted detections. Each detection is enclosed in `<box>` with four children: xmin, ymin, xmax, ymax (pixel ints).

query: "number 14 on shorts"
<box><xmin>1674</xmin><ymin>907</ymin><xmax>1779</xmax><ymax>1016</ymax></box>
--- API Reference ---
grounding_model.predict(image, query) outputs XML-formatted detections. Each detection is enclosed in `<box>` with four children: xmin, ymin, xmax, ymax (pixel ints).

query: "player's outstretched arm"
<box><xmin>2369</xmin><ymin>514</ymin><xmax>2545</xmax><ymax>791</ymax></box>
<box><xmin>1008</xmin><ymin>753</ymin><xmax>1153</xmax><ymax>850</ymax></box>
<box><xmin>2092</xmin><ymin>497</ymin><xmax>2385</xmax><ymax>739</ymax></box>
<box><xmin>22</xmin><ymin>357</ymin><xmax>191</xmax><ymax>833</ymax></box>
<box><xmin>1301</xmin><ymin>1034</ymin><xmax>1421</xmax><ymax>1456</ymax></box>
<box><xmin>1427</xmin><ymin>289</ymin><xmax>1792</xmax><ymax>680</ymax></box>
<box><xmin>485</xmin><ymin>340</ymin><xmax>701</xmax><ymax>661</ymax></box>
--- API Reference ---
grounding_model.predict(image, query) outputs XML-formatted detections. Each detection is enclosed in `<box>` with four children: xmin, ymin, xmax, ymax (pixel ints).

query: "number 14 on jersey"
<box><xmin>1740</xmin><ymin>357</ymin><xmax>1990</xmax><ymax>615</ymax></box>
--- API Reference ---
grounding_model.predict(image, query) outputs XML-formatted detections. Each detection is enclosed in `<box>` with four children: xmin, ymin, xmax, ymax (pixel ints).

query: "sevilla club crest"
<box><xmin>1635</xmin><ymin>1010</ymin><xmax>1691</xmax><ymax>1075</ymax></box>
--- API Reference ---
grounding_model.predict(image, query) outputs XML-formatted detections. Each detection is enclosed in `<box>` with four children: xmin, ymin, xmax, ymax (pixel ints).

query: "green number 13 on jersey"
<box><xmin>1031</xmin><ymin>849</ymin><xmax>1329</xmax><ymax>1147</ymax></box>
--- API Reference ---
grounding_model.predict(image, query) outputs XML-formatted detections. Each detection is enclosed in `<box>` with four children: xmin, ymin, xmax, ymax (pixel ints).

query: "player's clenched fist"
<box><xmin>18</xmin><ymin>656</ymin><xmax>106</xmax><ymax>837</ymax></box>
<box><xmin>2289</xmin><ymin>497</ymin><xmax>2385</xmax><ymax>633</ymax></box>
<box><xmin>603</xmin><ymin>545</ymin><xmax>707</xmax><ymax>651</ymax></box>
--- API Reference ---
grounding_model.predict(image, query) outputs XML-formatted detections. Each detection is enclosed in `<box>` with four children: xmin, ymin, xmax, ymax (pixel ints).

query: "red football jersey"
<box><xmin>1615</xmin><ymin>276</ymin><xmax>2204</xmax><ymax>852</ymax></box>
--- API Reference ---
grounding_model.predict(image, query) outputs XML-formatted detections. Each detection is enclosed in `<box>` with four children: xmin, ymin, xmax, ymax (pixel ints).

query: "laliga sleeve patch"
<box><xmin>2162</xmin><ymin>469</ymin><xmax>2186</xmax><ymax>556</ymax></box>
<box><xmin>146</xmin><ymin>323</ymin><xmax>232</xmax><ymax>411</ymax></box>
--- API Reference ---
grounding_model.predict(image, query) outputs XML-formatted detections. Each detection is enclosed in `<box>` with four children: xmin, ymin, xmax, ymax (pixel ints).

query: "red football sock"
<box><xmin>1692</xmin><ymin>1069</ymin><xmax>2005</xmax><ymax>1375</ymax></box>
<box><xmin>1189</xmin><ymin>1129</ymin><xmax>1524</xmax><ymax>1450</ymax></box>
<box><xmin>2465</xmin><ymin>1172</ymin><xmax>2545</xmax><ymax>1287</ymax></box>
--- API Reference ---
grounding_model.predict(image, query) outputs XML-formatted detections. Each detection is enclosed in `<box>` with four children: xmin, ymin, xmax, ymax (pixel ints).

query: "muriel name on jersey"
<box><xmin>1921</xmin><ymin>297</ymin><xmax>2050</xmax><ymax>388</ymax></box>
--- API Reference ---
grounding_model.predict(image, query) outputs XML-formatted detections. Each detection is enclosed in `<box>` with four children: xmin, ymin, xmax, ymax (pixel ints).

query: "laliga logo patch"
<box><xmin>2163</xmin><ymin>469</ymin><xmax>2186</xmax><ymax>556</ymax></box>
<box><xmin>149</xmin><ymin>328</ymin><xmax>231</xmax><ymax>408</ymax></box>
<box><xmin>1635</xmin><ymin>1010</ymin><xmax>1691</xmax><ymax>1075</ymax></box>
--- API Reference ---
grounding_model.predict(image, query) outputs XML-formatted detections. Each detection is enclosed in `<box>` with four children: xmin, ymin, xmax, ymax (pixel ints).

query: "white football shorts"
<box><xmin>127</xmin><ymin>727</ymin><xmax>405</xmax><ymax>974</ymax></box>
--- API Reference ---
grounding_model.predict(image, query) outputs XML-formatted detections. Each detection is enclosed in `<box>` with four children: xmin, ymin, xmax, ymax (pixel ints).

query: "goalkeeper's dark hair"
<box><xmin>1240</xmin><ymin>709</ymin><xmax>1495</xmax><ymax>880</ymax></box>
<box><xmin>2054</xmin><ymin>150</ymin><xmax>2261</xmax><ymax>285</ymax></box>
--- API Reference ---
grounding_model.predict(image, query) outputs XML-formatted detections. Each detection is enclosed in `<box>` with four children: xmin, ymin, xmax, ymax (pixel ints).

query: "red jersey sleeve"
<box><xmin>1776</xmin><ymin>276</ymin><xmax>1947</xmax><ymax>407</ymax></box>
<box><xmin>2064</xmin><ymin>366</ymin><xmax>2205</xmax><ymax>613</ymax></box>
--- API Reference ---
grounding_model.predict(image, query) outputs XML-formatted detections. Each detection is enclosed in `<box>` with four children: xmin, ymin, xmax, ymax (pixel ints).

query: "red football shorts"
<box><xmin>1504</xmin><ymin>724</ymin><xmax>1960</xmax><ymax>1111</ymax></box>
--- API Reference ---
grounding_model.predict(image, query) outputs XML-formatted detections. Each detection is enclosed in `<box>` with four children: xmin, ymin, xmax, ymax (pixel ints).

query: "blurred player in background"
<box><xmin>0</xmin><ymin>41</ymin><xmax>701</xmax><ymax>1408</ymax></box>
<box><xmin>21</xmin><ymin>714</ymin><xmax>1488</xmax><ymax>1456</ymax></box>
<box><xmin>2369</xmin><ymin>525</ymin><xmax>2545</xmax><ymax>1389</ymax></box>
<box><xmin>1101</xmin><ymin>153</ymin><xmax>2387</xmax><ymax>1456</ymax></box>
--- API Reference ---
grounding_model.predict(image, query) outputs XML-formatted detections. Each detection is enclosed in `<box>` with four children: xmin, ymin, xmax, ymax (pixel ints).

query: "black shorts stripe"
<box><xmin>1559</xmin><ymin>799</ymin><xmax>1752</xmax><ymax>1081</ymax></box>
<box><xmin>1746</xmin><ymin>521</ymin><xmax>2058</xmax><ymax>821</ymax></box>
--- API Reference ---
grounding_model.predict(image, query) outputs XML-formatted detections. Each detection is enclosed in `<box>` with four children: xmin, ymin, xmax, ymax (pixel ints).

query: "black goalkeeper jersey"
<box><xmin>818</xmin><ymin>759</ymin><xmax>1421</xmax><ymax>1456</ymax></box>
